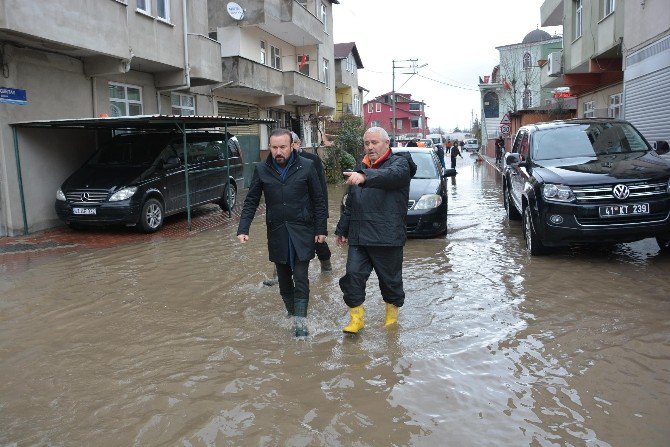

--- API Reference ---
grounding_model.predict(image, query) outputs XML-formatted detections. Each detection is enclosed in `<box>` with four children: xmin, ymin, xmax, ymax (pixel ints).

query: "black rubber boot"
<box><xmin>281</xmin><ymin>294</ymin><xmax>294</xmax><ymax>317</ymax></box>
<box><xmin>293</xmin><ymin>299</ymin><xmax>309</xmax><ymax>337</ymax></box>
<box><xmin>320</xmin><ymin>259</ymin><xmax>332</xmax><ymax>272</ymax></box>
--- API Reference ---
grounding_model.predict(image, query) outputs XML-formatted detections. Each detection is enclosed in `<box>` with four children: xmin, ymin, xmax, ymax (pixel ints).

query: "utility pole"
<box><xmin>392</xmin><ymin>59</ymin><xmax>426</xmax><ymax>143</ymax></box>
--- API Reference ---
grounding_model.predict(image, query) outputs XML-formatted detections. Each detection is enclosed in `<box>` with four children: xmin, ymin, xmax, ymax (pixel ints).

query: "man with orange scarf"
<box><xmin>335</xmin><ymin>127</ymin><xmax>416</xmax><ymax>334</ymax></box>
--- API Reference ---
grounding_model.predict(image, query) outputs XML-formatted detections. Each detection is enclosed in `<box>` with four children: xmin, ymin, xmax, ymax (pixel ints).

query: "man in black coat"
<box><xmin>291</xmin><ymin>131</ymin><xmax>332</xmax><ymax>271</ymax></box>
<box><xmin>335</xmin><ymin>126</ymin><xmax>415</xmax><ymax>334</ymax></box>
<box><xmin>237</xmin><ymin>129</ymin><xmax>327</xmax><ymax>337</ymax></box>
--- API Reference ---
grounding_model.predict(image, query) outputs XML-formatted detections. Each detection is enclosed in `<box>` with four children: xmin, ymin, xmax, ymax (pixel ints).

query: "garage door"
<box><xmin>217</xmin><ymin>102</ymin><xmax>261</xmax><ymax>187</ymax></box>
<box><xmin>625</xmin><ymin>66</ymin><xmax>670</xmax><ymax>143</ymax></box>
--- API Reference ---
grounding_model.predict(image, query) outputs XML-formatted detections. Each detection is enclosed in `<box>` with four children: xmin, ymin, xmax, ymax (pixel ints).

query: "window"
<box><xmin>375</xmin><ymin>102</ymin><xmax>381</xmax><ymax>112</ymax></box>
<box><xmin>353</xmin><ymin>94</ymin><xmax>360</xmax><ymax>116</ymax></box>
<box><xmin>136</xmin><ymin>0</ymin><xmax>150</xmax><ymax>14</ymax></box>
<box><xmin>371</xmin><ymin>121</ymin><xmax>379</xmax><ymax>127</ymax></box>
<box><xmin>583</xmin><ymin>100</ymin><xmax>595</xmax><ymax>118</ymax></box>
<box><xmin>608</xmin><ymin>93</ymin><xmax>623</xmax><ymax>118</ymax></box>
<box><xmin>367</xmin><ymin>103</ymin><xmax>373</xmax><ymax>114</ymax></box>
<box><xmin>411</xmin><ymin>118</ymin><xmax>420</xmax><ymax>128</ymax></box>
<box><xmin>109</xmin><ymin>82</ymin><xmax>142</xmax><ymax>116</ymax></box>
<box><xmin>157</xmin><ymin>0</ymin><xmax>169</xmax><ymax>20</ymax></box>
<box><xmin>323</xmin><ymin>58</ymin><xmax>329</xmax><ymax>87</ymax></box>
<box><xmin>575</xmin><ymin>0</ymin><xmax>583</xmax><ymax>39</ymax></box>
<box><xmin>321</xmin><ymin>3</ymin><xmax>327</xmax><ymax>32</ymax></box>
<box><xmin>522</xmin><ymin>52</ymin><xmax>532</xmax><ymax>70</ymax></box>
<box><xmin>260</xmin><ymin>41</ymin><xmax>267</xmax><ymax>65</ymax></box>
<box><xmin>396</xmin><ymin>119</ymin><xmax>402</xmax><ymax>130</ymax></box>
<box><xmin>409</xmin><ymin>102</ymin><xmax>421</xmax><ymax>111</ymax></box>
<box><xmin>171</xmin><ymin>93</ymin><xmax>195</xmax><ymax>116</ymax></box>
<box><xmin>522</xmin><ymin>89</ymin><xmax>532</xmax><ymax>109</ymax></box>
<box><xmin>297</xmin><ymin>54</ymin><xmax>310</xmax><ymax>76</ymax></box>
<box><xmin>604</xmin><ymin>0</ymin><xmax>615</xmax><ymax>17</ymax></box>
<box><xmin>271</xmin><ymin>45</ymin><xmax>281</xmax><ymax>69</ymax></box>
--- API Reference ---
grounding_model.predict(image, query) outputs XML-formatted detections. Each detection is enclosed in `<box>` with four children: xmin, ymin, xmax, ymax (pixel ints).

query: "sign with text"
<box><xmin>0</xmin><ymin>87</ymin><xmax>27</xmax><ymax>105</ymax></box>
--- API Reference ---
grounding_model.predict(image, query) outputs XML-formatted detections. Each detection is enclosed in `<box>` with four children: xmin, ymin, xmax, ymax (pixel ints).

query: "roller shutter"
<box><xmin>624</xmin><ymin>66</ymin><xmax>670</xmax><ymax>143</ymax></box>
<box><xmin>217</xmin><ymin>102</ymin><xmax>260</xmax><ymax>135</ymax></box>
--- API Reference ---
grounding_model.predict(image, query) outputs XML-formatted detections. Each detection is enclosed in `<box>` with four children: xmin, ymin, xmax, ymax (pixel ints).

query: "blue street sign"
<box><xmin>0</xmin><ymin>87</ymin><xmax>28</xmax><ymax>105</ymax></box>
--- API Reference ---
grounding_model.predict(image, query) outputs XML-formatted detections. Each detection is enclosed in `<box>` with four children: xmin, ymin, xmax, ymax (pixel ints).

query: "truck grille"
<box><xmin>66</xmin><ymin>189</ymin><xmax>110</xmax><ymax>204</ymax></box>
<box><xmin>572</xmin><ymin>181</ymin><xmax>668</xmax><ymax>203</ymax></box>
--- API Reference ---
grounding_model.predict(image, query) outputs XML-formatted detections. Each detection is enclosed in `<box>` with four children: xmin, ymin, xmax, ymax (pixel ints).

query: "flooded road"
<box><xmin>2</xmin><ymin>155</ymin><xmax>670</xmax><ymax>446</ymax></box>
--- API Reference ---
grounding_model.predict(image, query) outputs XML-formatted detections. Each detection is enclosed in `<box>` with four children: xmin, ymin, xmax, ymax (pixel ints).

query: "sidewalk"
<box><xmin>478</xmin><ymin>152</ymin><xmax>504</xmax><ymax>173</ymax></box>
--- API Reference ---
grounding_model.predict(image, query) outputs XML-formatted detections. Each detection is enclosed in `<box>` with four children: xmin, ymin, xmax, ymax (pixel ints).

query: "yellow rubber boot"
<box><xmin>385</xmin><ymin>303</ymin><xmax>399</xmax><ymax>326</ymax></box>
<box><xmin>343</xmin><ymin>305</ymin><xmax>365</xmax><ymax>334</ymax></box>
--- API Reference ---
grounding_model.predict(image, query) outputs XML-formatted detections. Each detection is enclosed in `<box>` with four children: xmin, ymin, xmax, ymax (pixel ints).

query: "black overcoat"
<box><xmin>299</xmin><ymin>150</ymin><xmax>329</xmax><ymax>218</ymax></box>
<box><xmin>335</xmin><ymin>153</ymin><xmax>411</xmax><ymax>246</ymax></box>
<box><xmin>237</xmin><ymin>151</ymin><xmax>327</xmax><ymax>263</ymax></box>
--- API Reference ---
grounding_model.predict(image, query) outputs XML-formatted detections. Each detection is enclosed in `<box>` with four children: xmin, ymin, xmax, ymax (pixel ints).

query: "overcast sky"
<box><xmin>332</xmin><ymin>0</ymin><xmax>562</xmax><ymax>132</ymax></box>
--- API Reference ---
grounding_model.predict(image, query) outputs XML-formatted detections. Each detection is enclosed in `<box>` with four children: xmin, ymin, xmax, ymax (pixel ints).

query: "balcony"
<box><xmin>208</xmin><ymin>0</ymin><xmax>324</xmax><ymax>46</ymax></box>
<box><xmin>541</xmin><ymin>0</ymin><xmax>563</xmax><ymax>27</ymax></box>
<box><xmin>220</xmin><ymin>56</ymin><xmax>285</xmax><ymax>98</ymax></box>
<box><xmin>188</xmin><ymin>34</ymin><xmax>223</xmax><ymax>86</ymax></box>
<box><xmin>283</xmin><ymin>71</ymin><xmax>325</xmax><ymax>105</ymax></box>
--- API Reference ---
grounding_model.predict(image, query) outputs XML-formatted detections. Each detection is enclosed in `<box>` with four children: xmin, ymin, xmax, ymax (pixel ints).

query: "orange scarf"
<box><xmin>362</xmin><ymin>148</ymin><xmax>392</xmax><ymax>169</ymax></box>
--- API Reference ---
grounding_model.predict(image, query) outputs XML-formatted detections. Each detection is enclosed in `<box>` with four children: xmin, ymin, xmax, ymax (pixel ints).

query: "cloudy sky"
<box><xmin>332</xmin><ymin>0</ymin><xmax>562</xmax><ymax>132</ymax></box>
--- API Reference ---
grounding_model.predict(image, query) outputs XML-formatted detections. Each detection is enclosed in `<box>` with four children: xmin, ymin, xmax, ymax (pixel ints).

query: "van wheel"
<box><xmin>504</xmin><ymin>183</ymin><xmax>521</xmax><ymax>220</ymax></box>
<box><xmin>523</xmin><ymin>206</ymin><xmax>546</xmax><ymax>256</ymax></box>
<box><xmin>139</xmin><ymin>198</ymin><xmax>164</xmax><ymax>233</ymax></box>
<box><xmin>219</xmin><ymin>183</ymin><xmax>237</xmax><ymax>211</ymax></box>
<box><xmin>656</xmin><ymin>236</ymin><xmax>670</xmax><ymax>253</ymax></box>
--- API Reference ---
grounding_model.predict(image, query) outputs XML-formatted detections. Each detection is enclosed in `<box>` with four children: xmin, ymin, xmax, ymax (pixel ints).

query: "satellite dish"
<box><xmin>227</xmin><ymin>2</ymin><xmax>244</xmax><ymax>20</ymax></box>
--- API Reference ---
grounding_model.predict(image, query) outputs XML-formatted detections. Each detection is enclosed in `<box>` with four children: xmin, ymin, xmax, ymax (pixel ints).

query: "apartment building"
<box><xmin>363</xmin><ymin>93</ymin><xmax>428</xmax><ymax>140</ymax></box>
<box><xmin>541</xmin><ymin>0</ymin><xmax>624</xmax><ymax>119</ymax></box>
<box><xmin>207</xmin><ymin>0</ymin><xmax>338</xmax><ymax>148</ymax></box>
<box><xmin>0</xmin><ymin>0</ymin><xmax>222</xmax><ymax>236</ymax></box>
<box><xmin>333</xmin><ymin>42</ymin><xmax>364</xmax><ymax>119</ymax></box>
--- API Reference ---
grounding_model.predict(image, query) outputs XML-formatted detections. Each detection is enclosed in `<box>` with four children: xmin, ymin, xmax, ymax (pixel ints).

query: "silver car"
<box><xmin>463</xmin><ymin>138</ymin><xmax>479</xmax><ymax>152</ymax></box>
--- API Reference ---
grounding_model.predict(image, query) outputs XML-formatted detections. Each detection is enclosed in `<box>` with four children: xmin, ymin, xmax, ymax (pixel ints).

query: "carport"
<box><xmin>9</xmin><ymin>115</ymin><xmax>274</xmax><ymax>235</ymax></box>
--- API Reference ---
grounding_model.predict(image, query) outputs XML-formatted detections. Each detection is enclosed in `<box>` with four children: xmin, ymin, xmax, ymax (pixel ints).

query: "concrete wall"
<box><xmin>575</xmin><ymin>83</ymin><xmax>623</xmax><ymax>118</ymax></box>
<box><xmin>624</xmin><ymin>0</ymin><xmax>670</xmax><ymax>58</ymax></box>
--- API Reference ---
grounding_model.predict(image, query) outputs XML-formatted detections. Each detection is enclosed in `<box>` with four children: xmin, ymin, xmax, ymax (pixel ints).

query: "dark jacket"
<box><xmin>237</xmin><ymin>151</ymin><xmax>327</xmax><ymax>263</ymax></box>
<box><xmin>335</xmin><ymin>152</ymin><xmax>412</xmax><ymax>246</ymax></box>
<box><xmin>299</xmin><ymin>150</ymin><xmax>329</xmax><ymax>218</ymax></box>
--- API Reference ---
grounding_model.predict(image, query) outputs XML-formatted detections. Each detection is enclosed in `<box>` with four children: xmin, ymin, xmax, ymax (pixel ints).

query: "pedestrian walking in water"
<box><xmin>450</xmin><ymin>140</ymin><xmax>463</xmax><ymax>169</ymax></box>
<box><xmin>335</xmin><ymin>127</ymin><xmax>416</xmax><ymax>334</ymax></box>
<box><xmin>495</xmin><ymin>135</ymin><xmax>505</xmax><ymax>164</ymax></box>
<box><xmin>237</xmin><ymin>129</ymin><xmax>327</xmax><ymax>337</ymax></box>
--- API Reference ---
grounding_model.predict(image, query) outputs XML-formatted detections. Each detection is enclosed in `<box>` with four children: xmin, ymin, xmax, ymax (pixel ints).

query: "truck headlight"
<box><xmin>109</xmin><ymin>187</ymin><xmax>137</xmax><ymax>202</ymax></box>
<box><xmin>414</xmin><ymin>194</ymin><xmax>442</xmax><ymax>209</ymax></box>
<box><xmin>56</xmin><ymin>188</ymin><xmax>66</xmax><ymax>201</ymax></box>
<box><xmin>542</xmin><ymin>184</ymin><xmax>575</xmax><ymax>202</ymax></box>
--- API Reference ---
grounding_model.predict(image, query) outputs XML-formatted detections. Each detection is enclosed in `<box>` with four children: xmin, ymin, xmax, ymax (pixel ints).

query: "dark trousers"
<box><xmin>450</xmin><ymin>157</ymin><xmax>457</xmax><ymax>169</ymax></box>
<box><xmin>276</xmin><ymin>260</ymin><xmax>310</xmax><ymax>317</ymax></box>
<box><xmin>339</xmin><ymin>245</ymin><xmax>405</xmax><ymax>308</ymax></box>
<box><xmin>315</xmin><ymin>240</ymin><xmax>331</xmax><ymax>261</ymax></box>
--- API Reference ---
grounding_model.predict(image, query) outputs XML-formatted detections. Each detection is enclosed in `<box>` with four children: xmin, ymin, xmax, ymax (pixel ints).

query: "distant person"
<box><xmin>406</xmin><ymin>139</ymin><xmax>418</xmax><ymax>147</ymax></box>
<box><xmin>436</xmin><ymin>143</ymin><xmax>445</xmax><ymax>168</ymax></box>
<box><xmin>237</xmin><ymin>128</ymin><xmax>327</xmax><ymax>337</ymax></box>
<box><xmin>450</xmin><ymin>139</ymin><xmax>463</xmax><ymax>169</ymax></box>
<box><xmin>445</xmin><ymin>139</ymin><xmax>452</xmax><ymax>155</ymax></box>
<box><xmin>495</xmin><ymin>136</ymin><xmax>505</xmax><ymax>164</ymax></box>
<box><xmin>416</xmin><ymin>140</ymin><xmax>426</xmax><ymax>147</ymax></box>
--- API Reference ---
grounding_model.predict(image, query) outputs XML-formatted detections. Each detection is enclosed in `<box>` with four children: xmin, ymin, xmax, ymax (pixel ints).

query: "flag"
<box><xmin>502</xmin><ymin>78</ymin><xmax>511</xmax><ymax>90</ymax></box>
<box><xmin>299</xmin><ymin>54</ymin><xmax>307</xmax><ymax>70</ymax></box>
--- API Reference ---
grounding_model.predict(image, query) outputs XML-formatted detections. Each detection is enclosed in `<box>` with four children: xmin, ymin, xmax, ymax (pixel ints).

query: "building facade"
<box><xmin>363</xmin><ymin>92</ymin><xmax>428</xmax><ymax>140</ymax></box>
<box><xmin>333</xmin><ymin>42</ymin><xmax>363</xmax><ymax>119</ymax></box>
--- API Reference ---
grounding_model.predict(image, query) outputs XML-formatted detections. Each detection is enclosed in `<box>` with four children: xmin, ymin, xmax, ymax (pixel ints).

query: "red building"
<box><xmin>363</xmin><ymin>92</ymin><xmax>429</xmax><ymax>139</ymax></box>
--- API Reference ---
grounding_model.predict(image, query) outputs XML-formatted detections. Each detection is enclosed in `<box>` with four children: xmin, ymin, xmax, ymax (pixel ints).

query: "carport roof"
<box><xmin>9</xmin><ymin>114</ymin><xmax>275</xmax><ymax>130</ymax></box>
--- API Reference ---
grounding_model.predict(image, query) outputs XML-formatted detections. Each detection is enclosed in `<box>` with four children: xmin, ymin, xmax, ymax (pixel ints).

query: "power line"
<box><xmin>415</xmin><ymin>74</ymin><xmax>479</xmax><ymax>91</ymax></box>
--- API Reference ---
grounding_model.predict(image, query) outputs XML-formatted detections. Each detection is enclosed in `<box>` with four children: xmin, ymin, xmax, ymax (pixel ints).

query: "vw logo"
<box><xmin>80</xmin><ymin>192</ymin><xmax>90</xmax><ymax>201</ymax></box>
<box><xmin>612</xmin><ymin>184</ymin><xmax>630</xmax><ymax>200</ymax></box>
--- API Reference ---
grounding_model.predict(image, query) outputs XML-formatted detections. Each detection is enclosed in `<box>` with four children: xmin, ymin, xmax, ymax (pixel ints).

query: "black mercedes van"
<box><xmin>55</xmin><ymin>131</ymin><xmax>242</xmax><ymax>232</ymax></box>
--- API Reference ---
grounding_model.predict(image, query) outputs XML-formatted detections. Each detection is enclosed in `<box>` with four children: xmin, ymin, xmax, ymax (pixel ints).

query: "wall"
<box><xmin>575</xmin><ymin>83</ymin><xmax>622</xmax><ymax>118</ymax></box>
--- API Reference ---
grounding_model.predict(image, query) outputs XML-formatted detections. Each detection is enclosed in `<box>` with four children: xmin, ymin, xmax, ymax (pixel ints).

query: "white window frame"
<box><xmin>323</xmin><ymin>58</ymin><xmax>330</xmax><ymax>88</ymax></box>
<box><xmin>353</xmin><ymin>94</ymin><xmax>360</xmax><ymax>116</ymax></box>
<box><xmin>371</xmin><ymin>121</ymin><xmax>379</xmax><ymax>128</ymax></box>
<box><xmin>583</xmin><ymin>100</ymin><xmax>595</xmax><ymax>118</ymax></box>
<box><xmin>396</xmin><ymin>119</ymin><xmax>402</xmax><ymax>130</ymax></box>
<box><xmin>171</xmin><ymin>92</ymin><xmax>195</xmax><ymax>116</ymax></box>
<box><xmin>271</xmin><ymin>45</ymin><xmax>281</xmax><ymax>70</ymax></box>
<box><xmin>575</xmin><ymin>0</ymin><xmax>583</xmax><ymax>40</ymax></box>
<box><xmin>608</xmin><ymin>93</ymin><xmax>622</xmax><ymax>118</ymax></box>
<box><xmin>109</xmin><ymin>82</ymin><xmax>143</xmax><ymax>116</ymax></box>
<box><xmin>367</xmin><ymin>103</ymin><xmax>373</xmax><ymax>114</ymax></box>
<box><xmin>604</xmin><ymin>0</ymin><xmax>615</xmax><ymax>17</ymax></box>
<box><xmin>321</xmin><ymin>3</ymin><xmax>327</xmax><ymax>32</ymax></box>
<box><xmin>409</xmin><ymin>102</ymin><xmax>421</xmax><ymax>111</ymax></box>
<box><xmin>136</xmin><ymin>0</ymin><xmax>150</xmax><ymax>14</ymax></box>
<box><xmin>410</xmin><ymin>118</ymin><xmax>420</xmax><ymax>129</ymax></box>
<box><xmin>375</xmin><ymin>102</ymin><xmax>381</xmax><ymax>112</ymax></box>
<box><xmin>260</xmin><ymin>41</ymin><xmax>267</xmax><ymax>65</ymax></box>
<box><xmin>157</xmin><ymin>0</ymin><xmax>170</xmax><ymax>21</ymax></box>
<box><xmin>297</xmin><ymin>54</ymin><xmax>310</xmax><ymax>76</ymax></box>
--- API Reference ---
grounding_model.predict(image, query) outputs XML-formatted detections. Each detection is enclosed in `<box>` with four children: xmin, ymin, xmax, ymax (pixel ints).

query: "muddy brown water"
<box><xmin>1</xmin><ymin>155</ymin><xmax>669</xmax><ymax>446</ymax></box>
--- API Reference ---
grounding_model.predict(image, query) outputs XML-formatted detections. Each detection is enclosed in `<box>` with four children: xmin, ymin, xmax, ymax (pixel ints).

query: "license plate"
<box><xmin>599</xmin><ymin>203</ymin><xmax>649</xmax><ymax>217</ymax></box>
<box><xmin>72</xmin><ymin>207</ymin><xmax>96</xmax><ymax>215</ymax></box>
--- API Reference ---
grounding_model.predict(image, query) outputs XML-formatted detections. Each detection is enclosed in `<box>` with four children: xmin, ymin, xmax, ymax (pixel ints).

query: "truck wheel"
<box><xmin>219</xmin><ymin>183</ymin><xmax>237</xmax><ymax>211</ymax></box>
<box><xmin>139</xmin><ymin>198</ymin><xmax>164</xmax><ymax>233</ymax></box>
<box><xmin>523</xmin><ymin>206</ymin><xmax>546</xmax><ymax>256</ymax></box>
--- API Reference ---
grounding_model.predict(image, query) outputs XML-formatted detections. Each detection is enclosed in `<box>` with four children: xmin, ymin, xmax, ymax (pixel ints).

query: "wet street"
<box><xmin>1</xmin><ymin>154</ymin><xmax>669</xmax><ymax>446</ymax></box>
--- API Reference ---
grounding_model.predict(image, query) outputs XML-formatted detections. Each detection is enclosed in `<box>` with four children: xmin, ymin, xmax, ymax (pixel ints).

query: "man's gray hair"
<box><xmin>365</xmin><ymin>126</ymin><xmax>390</xmax><ymax>141</ymax></box>
<box><xmin>290</xmin><ymin>131</ymin><xmax>300</xmax><ymax>142</ymax></box>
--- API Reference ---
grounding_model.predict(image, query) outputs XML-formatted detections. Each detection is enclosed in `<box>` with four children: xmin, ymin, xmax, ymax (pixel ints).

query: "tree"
<box><xmin>471</xmin><ymin>116</ymin><xmax>482</xmax><ymax>142</ymax></box>
<box><xmin>498</xmin><ymin>44</ymin><xmax>542</xmax><ymax>114</ymax></box>
<box><xmin>323</xmin><ymin>114</ymin><xmax>364</xmax><ymax>183</ymax></box>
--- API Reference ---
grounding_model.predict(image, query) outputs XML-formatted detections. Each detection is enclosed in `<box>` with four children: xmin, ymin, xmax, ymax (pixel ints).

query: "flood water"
<box><xmin>1</xmin><ymin>155</ymin><xmax>669</xmax><ymax>446</ymax></box>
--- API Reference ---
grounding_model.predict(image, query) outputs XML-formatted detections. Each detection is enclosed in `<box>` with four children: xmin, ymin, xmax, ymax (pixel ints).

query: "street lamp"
<box><xmin>391</xmin><ymin>59</ymin><xmax>426</xmax><ymax>144</ymax></box>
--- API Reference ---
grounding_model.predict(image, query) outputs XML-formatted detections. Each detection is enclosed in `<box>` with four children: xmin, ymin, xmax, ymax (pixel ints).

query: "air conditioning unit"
<box><xmin>547</xmin><ymin>51</ymin><xmax>563</xmax><ymax>76</ymax></box>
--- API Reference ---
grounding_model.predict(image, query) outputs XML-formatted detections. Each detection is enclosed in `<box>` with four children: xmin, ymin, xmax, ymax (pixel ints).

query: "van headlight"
<box><xmin>542</xmin><ymin>184</ymin><xmax>575</xmax><ymax>202</ymax></box>
<box><xmin>56</xmin><ymin>188</ymin><xmax>66</xmax><ymax>201</ymax></box>
<box><xmin>414</xmin><ymin>194</ymin><xmax>442</xmax><ymax>209</ymax></box>
<box><xmin>109</xmin><ymin>187</ymin><xmax>137</xmax><ymax>202</ymax></box>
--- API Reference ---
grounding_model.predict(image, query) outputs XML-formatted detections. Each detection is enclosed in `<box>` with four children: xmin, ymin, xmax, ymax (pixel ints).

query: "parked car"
<box><xmin>462</xmin><ymin>138</ymin><xmax>479</xmax><ymax>152</ymax></box>
<box><xmin>418</xmin><ymin>138</ymin><xmax>435</xmax><ymax>148</ymax></box>
<box><xmin>341</xmin><ymin>148</ymin><xmax>455</xmax><ymax>237</ymax></box>
<box><xmin>55</xmin><ymin>131</ymin><xmax>243</xmax><ymax>232</ymax></box>
<box><xmin>502</xmin><ymin>118</ymin><xmax>670</xmax><ymax>255</ymax></box>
